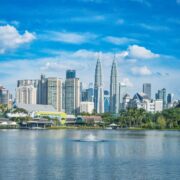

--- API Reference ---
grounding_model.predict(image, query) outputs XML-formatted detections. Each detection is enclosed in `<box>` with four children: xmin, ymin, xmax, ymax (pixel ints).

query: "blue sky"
<box><xmin>0</xmin><ymin>0</ymin><xmax>180</xmax><ymax>98</ymax></box>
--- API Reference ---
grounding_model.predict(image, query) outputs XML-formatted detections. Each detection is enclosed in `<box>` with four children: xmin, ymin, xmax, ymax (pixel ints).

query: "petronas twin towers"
<box><xmin>94</xmin><ymin>56</ymin><xmax>119</xmax><ymax>114</ymax></box>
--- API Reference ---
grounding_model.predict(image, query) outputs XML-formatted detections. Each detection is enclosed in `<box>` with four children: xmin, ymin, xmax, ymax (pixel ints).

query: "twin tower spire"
<box><xmin>94</xmin><ymin>56</ymin><xmax>119</xmax><ymax>114</ymax></box>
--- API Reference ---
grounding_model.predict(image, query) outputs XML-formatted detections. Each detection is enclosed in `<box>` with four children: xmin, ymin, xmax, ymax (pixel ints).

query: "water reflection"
<box><xmin>0</xmin><ymin>130</ymin><xmax>180</xmax><ymax>180</ymax></box>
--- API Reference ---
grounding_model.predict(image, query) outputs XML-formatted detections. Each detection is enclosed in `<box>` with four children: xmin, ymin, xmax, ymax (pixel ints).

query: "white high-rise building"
<box><xmin>65</xmin><ymin>78</ymin><xmax>80</xmax><ymax>114</ymax></box>
<box><xmin>80</xmin><ymin>102</ymin><xmax>94</xmax><ymax>114</ymax></box>
<box><xmin>110</xmin><ymin>58</ymin><xmax>119</xmax><ymax>114</ymax></box>
<box><xmin>94</xmin><ymin>58</ymin><xmax>104</xmax><ymax>113</ymax></box>
<box><xmin>16</xmin><ymin>85</ymin><xmax>37</xmax><ymax>104</ymax></box>
<box><xmin>47</xmin><ymin>77</ymin><xmax>62</xmax><ymax>112</ymax></box>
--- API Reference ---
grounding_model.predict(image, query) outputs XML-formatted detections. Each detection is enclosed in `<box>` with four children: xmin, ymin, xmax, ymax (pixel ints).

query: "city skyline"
<box><xmin>0</xmin><ymin>0</ymin><xmax>180</xmax><ymax>99</ymax></box>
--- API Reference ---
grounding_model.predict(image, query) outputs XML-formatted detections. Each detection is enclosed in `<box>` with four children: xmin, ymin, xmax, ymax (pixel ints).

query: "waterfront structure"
<box><xmin>65</xmin><ymin>77</ymin><xmax>80</xmax><ymax>114</ymax></box>
<box><xmin>80</xmin><ymin>101</ymin><xmax>94</xmax><ymax>114</ymax></box>
<box><xmin>104</xmin><ymin>90</ymin><xmax>110</xmax><ymax>113</ymax></box>
<box><xmin>94</xmin><ymin>58</ymin><xmax>104</xmax><ymax>113</ymax></box>
<box><xmin>16</xmin><ymin>85</ymin><xmax>37</xmax><ymax>104</ymax></box>
<box><xmin>110</xmin><ymin>58</ymin><xmax>119</xmax><ymax>113</ymax></box>
<box><xmin>119</xmin><ymin>83</ymin><xmax>127</xmax><ymax>111</ymax></box>
<box><xmin>47</xmin><ymin>77</ymin><xmax>62</xmax><ymax>111</ymax></box>
<box><xmin>143</xmin><ymin>83</ymin><xmax>151</xmax><ymax>99</ymax></box>
<box><xmin>76</xmin><ymin>116</ymin><xmax>102</xmax><ymax>126</ymax></box>
<box><xmin>66</xmin><ymin>70</ymin><xmax>76</xmax><ymax>79</ymax></box>
<box><xmin>0</xmin><ymin>86</ymin><xmax>9</xmax><ymax>105</ymax></box>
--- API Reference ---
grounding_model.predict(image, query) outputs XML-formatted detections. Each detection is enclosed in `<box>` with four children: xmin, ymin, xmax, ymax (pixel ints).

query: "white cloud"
<box><xmin>104</xmin><ymin>36</ymin><xmax>136</xmax><ymax>45</ymax></box>
<box><xmin>127</xmin><ymin>45</ymin><xmax>159</xmax><ymax>59</ymax></box>
<box><xmin>1</xmin><ymin>49</ymin><xmax>180</xmax><ymax>99</ymax></box>
<box><xmin>43</xmin><ymin>31</ymin><xmax>97</xmax><ymax>44</ymax></box>
<box><xmin>131</xmin><ymin>66</ymin><xmax>152</xmax><ymax>75</ymax></box>
<box><xmin>140</xmin><ymin>23</ymin><xmax>170</xmax><ymax>31</ymax></box>
<box><xmin>71</xmin><ymin>15</ymin><xmax>105</xmax><ymax>22</ymax></box>
<box><xmin>122</xmin><ymin>78</ymin><xmax>134</xmax><ymax>87</ymax></box>
<box><xmin>0</xmin><ymin>25</ymin><xmax>35</xmax><ymax>54</ymax></box>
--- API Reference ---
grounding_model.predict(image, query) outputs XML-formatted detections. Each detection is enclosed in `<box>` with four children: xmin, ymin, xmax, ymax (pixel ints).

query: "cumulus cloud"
<box><xmin>0</xmin><ymin>25</ymin><xmax>35</xmax><ymax>54</ymax></box>
<box><xmin>131</xmin><ymin>66</ymin><xmax>152</xmax><ymax>75</ymax></box>
<box><xmin>104</xmin><ymin>36</ymin><xmax>137</xmax><ymax>45</ymax></box>
<box><xmin>43</xmin><ymin>31</ymin><xmax>97</xmax><ymax>44</ymax></box>
<box><xmin>122</xmin><ymin>78</ymin><xmax>134</xmax><ymax>87</ymax></box>
<box><xmin>127</xmin><ymin>45</ymin><xmax>159</xmax><ymax>59</ymax></box>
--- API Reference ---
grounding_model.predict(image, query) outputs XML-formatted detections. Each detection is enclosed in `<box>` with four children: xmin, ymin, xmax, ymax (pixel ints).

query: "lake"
<box><xmin>0</xmin><ymin>129</ymin><xmax>180</xmax><ymax>180</ymax></box>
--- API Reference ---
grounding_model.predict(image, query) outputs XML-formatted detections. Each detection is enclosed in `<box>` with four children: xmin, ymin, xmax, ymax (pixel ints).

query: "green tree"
<box><xmin>157</xmin><ymin>116</ymin><xmax>166</xmax><ymax>129</ymax></box>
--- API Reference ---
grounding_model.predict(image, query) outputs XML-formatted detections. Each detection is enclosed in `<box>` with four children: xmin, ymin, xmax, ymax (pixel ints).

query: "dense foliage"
<box><xmin>102</xmin><ymin>107</ymin><xmax>180</xmax><ymax>129</ymax></box>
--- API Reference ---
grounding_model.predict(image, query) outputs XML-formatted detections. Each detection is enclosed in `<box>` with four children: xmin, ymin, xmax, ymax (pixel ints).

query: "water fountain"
<box><xmin>73</xmin><ymin>134</ymin><xmax>108</xmax><ymax>142</ymax></box>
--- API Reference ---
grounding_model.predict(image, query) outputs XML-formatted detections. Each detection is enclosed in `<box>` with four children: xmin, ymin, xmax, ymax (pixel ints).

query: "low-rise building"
<box><xmin>80</xmin><ymin>102</ymin><xmax>94</xmax><ymax>114</ymax></box>
<box><xmin>128</xmin><ymin>93</ymin><xmax>163</xmax><ymax>113</ymax></box>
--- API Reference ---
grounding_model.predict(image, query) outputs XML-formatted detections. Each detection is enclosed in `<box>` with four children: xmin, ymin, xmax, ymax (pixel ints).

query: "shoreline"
<box><xmin>1</xmin><ymin>126</ymin><xmax>180</xmax><ymax>131</ymax></box>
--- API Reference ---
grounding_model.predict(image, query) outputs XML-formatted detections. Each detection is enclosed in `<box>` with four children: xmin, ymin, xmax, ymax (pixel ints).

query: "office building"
<box><xmin>65</xmin><ymin>78</ymin><xmax>80</xmax><ymax>114</ymax></box>
<box><xmin>37</xmin><ymin>74</ymin><xmax>47</xmax><ymax>104</ymax></box>
<box><xmin>119</xmin><ymin>83</ymin><xmax>127</xmax><ymax>111</ymax></box>
<box><xmin>47</xmin><ymin>77</ymin><xmax>62</xmax><ymax>112</ymax></box>
<box><xmin>104</xmin><ymin>90</ymin><xmax>110</xmax><ymax>113</ymax></box>
<box><xmin>143</xmin><ymin>83</ymin><xmax>151</xmax><ymax>99</ymax></box>
<box><xmin>155</xmin><ymin>88</ymin><xmax>167</xmax><ymax>109</ymax></box>
<box><xmin>167</xmin><ymin>93</ymin><xmax>174</xmax><ymax>108</ymax></box>
<box><xmin>66</xmin><ymin>70</ymin><xmax>76</xmax><ymax>79</ymax></box>
<box><xmin>0</xmin><ymin>86</ymin><xmax>9</xmax><ymax>105</ymax></box>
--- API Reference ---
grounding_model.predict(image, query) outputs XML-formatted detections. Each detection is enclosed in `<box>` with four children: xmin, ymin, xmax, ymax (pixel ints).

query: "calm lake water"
<box><xmin>0</xmin><ymin>129</ymin><xmax>180</xmax><ymax>180</ymax></box>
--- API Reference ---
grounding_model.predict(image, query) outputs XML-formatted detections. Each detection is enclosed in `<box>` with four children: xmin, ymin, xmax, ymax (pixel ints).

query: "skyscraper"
<box><xmin>155</xmin><ymin>88</ymin><xmax>167</xmax><ymax>109</ymax></box>
<box><xmin>119</xmin><ymin>83</ymin><xmax>127</xmax><ymax>111</ymax></box>
<box><xmin>65</xmin><ymin>78</ymin><xmax>80</xmax><ymax>114</ymax></box>
<box><xmin>66</xmin><ymin>70</ymin><xmax>76</xmax><ymax>79</ymax></box>
<box><xmin>94</xmin><ymin>58</ymin><xmax>104</xmax><ymax>113</ymax></box>
<box><xmin>167</xmin><ymin>93</ymin><xmax>174</xmax><ymax>104</ymax></box>
<box><xmin>110</xmin><ymin>58</ymin><xmax>119</xmax><ymax>113</ymax></box>
<box><xmin>143</xmin><ymin>83</ymin><xmax>151</xmax><ymax>99</ymax></box>
<box><xmin>0</xmin><ymin>86</ymin><xmax>9</xmax><ymax>105</ymax></box>
<box><xmin>37</xmin><ymin>74</ymin><xmax>47</xmax><ymax>104</ymax></box>
<box><xmin>104</xmin><ymin>90</ymin><xmax>110</xmax><ymax>113</ymax></box>
<box><xmin>47</xmin><ymin>77</ymin><xmax>62</xmax><ymax>111</ymax></box>
<box><xmin>16</xmin><ymin>85</ymin><xmax>37</xmax><ymax>104</ymax></box>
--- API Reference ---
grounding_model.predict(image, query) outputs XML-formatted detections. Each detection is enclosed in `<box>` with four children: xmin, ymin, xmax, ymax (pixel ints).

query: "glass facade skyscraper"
<box><xmin>143</xmin><ymin>83</ymin><xmax>151</xmax><ymax>99</ymax></box>
<box><xmin>94</xmin><ymin>58</ymin><xmax>104</xmax><ymax>113</ymax></box>
<box><xmin>110</xmin><ymin>58</ymin><xmax>119</xmax><ymax>114</ymax></box>
<box><xmin>66</xmin><ymin>70</ymin><xmax>76</xmax><ymax>79</ymax></box>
